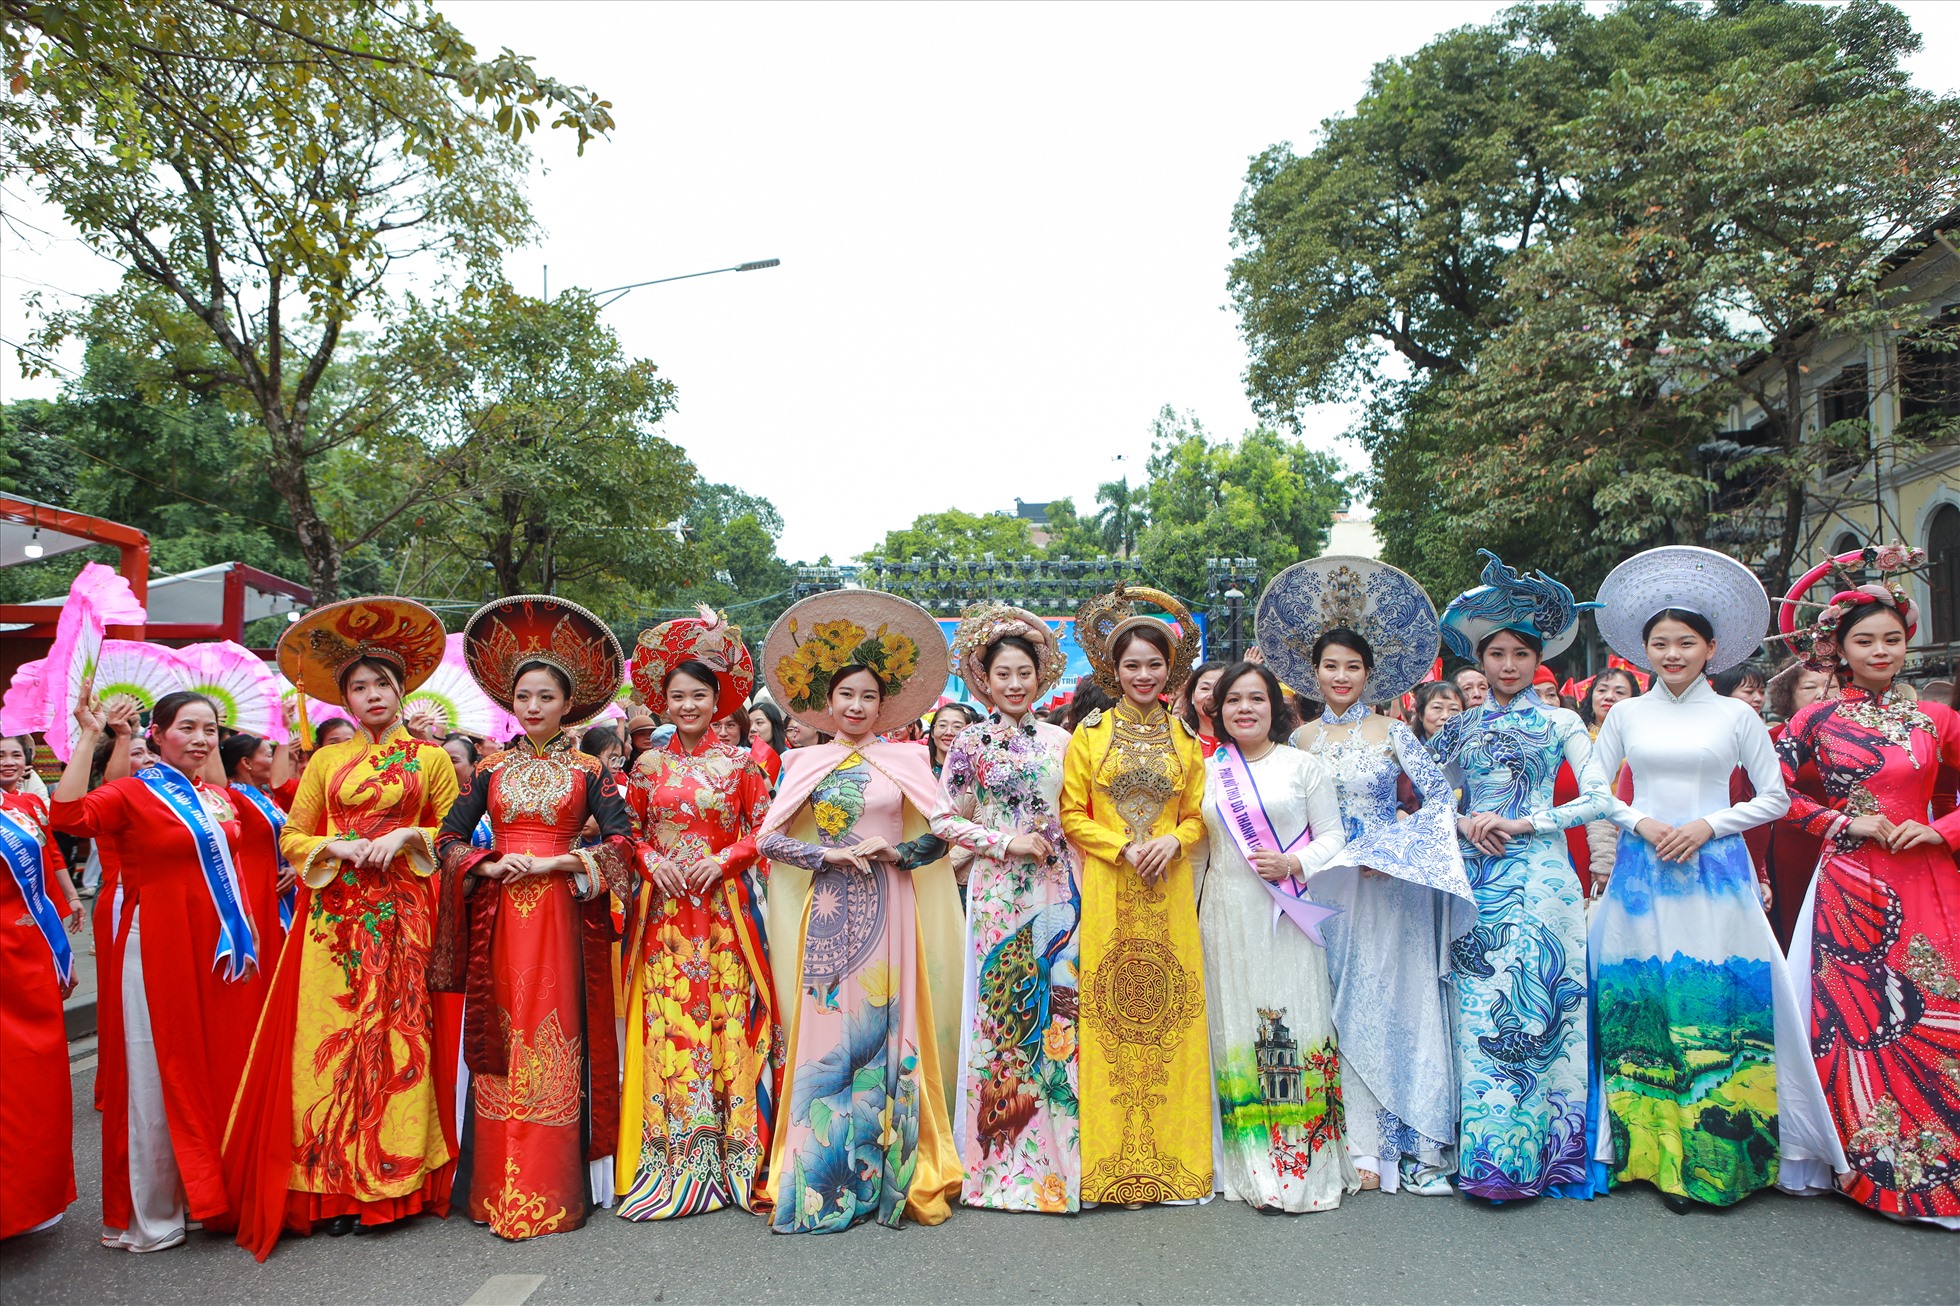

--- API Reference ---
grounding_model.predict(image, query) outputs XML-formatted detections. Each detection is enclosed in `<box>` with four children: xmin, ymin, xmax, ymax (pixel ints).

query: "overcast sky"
<box><xmin>5</xmin><ymin>1</ymin><xmax>1958</xmax><ymax>566</ymax></box>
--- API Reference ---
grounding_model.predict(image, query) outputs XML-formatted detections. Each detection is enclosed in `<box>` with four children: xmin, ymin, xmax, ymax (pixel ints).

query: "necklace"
<box><xmin>1234</xmin><ymin>738</ymin><xmax>1276</xmax><ymax>763</ymax></box>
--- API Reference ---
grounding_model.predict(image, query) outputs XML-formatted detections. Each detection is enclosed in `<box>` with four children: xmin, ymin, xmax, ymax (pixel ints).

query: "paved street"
<box><xmin>3</xmin><ymin>1058</ymin><xmax>1955</xmax><ymax>1306</ymax></box>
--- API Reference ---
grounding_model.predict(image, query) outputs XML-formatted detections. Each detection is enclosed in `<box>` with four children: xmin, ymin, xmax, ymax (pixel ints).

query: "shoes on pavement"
<box><xmin>1662</xmin><ymin>1194</ymin><xmax>1694</xmax><ymax>1214</ymax></box>
<box><xmin>323</xmin><ymin>1215</ymin><xmax>357</xmax><ymax>1237</ymax></box>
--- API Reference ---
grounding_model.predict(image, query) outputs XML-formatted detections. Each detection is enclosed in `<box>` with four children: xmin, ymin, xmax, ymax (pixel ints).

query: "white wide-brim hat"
<box><xmin>1594</xmin><ymin>546</ymin><xmax>1769</xmax><ymax>675</ymax></box>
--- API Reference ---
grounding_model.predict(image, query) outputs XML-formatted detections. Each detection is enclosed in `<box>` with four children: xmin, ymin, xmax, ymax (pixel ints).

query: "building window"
<box><xmin>1901</xmin><ymin>304</ymin><xmax>1960</xmax><ymax>428</ymax></box>
<box><xmin>1818</xmin><ymin>364</ymin><xmax>1869</xmax><ymax>476</ymax></box>
<box><xmin>1930</xmin><ymin>503</ymin><xmax>1960</xmax><ymax>645</ymax></box>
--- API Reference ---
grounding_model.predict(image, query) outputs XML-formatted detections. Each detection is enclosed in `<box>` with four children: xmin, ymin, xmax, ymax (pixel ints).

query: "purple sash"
<box><xmin>1212</xmin><ymin>740</ymin><xmax>1341</xmax><ymax>945</ymax></box>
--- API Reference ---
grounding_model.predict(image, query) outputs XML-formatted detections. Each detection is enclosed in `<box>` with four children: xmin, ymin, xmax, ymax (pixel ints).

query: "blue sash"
<box><xmin>0</xmin><ymin>803</ymin><xmax>73</xmax><ymax>987</ymax></box>
<box><xmin>233</xmin><ymin>783</ymin><xmax>295</xmax><ymax>931</ymax></box>
<box><xmin>136</xmin><ymin>766</ymin><xmax>258</xmax><ymax>981</ymax></box>
<box><xmin>471</xmin><ymin>813</ymin><xmax>494</xmax><ymax>850</ymax></box>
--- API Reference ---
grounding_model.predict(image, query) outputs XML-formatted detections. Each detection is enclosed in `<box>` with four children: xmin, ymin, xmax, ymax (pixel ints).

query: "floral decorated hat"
<box><xmin>1440</xmin><ymin>550</ymin><xmax>1595</xmax><ymax>662</ymax></box>
<box><xmin>1769</xmin><ymin>540</ymin><xmax>1925</xmax><ymax>673</ymax></box>
<box><xmin>1595</xmin><ymin>545</ymin><xmax>1770</xmax><ymax>676</ymax></box>
<box><xmin>1256</xmin><ymin>555</ymin><xmax>1440</xmax><ymax>702</ymax></box>
<box><xmin>462</xmin><ymin>594</ymin><xmax>625</xmax><ymax>725</ymax></box>
<box><xmin>631</xmin><ymin>611</ymin><xmax>754</xmax><ymax>723</ymax></box>
<box><xmin>277</xmin><ymin>596</ymin><xmax>447</xmax><ymax>708</ymax></box>
<box><xmin>1074</xmin><ymin>582</ymin><xmax>1200</xmax><ymax>698</ymax></box>
<box><xmin>762</xmin><ymin>589</ymin><xmax>949</xmax><ymax>734</ymax></box>
<box><xmin>948</xmin><ymin>601</ymin><xmax>1064</xmax><ymax>711</ymax></box>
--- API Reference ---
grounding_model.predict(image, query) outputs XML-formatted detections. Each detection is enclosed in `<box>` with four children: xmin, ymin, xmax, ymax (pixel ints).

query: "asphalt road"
<box><xmin>4</xmin><ymin>1058</ymin><xmax>1955</xmax><ymax>1306</ymax></box>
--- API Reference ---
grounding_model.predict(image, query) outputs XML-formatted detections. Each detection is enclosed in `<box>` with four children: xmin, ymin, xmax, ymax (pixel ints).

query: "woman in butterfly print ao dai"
<box><xmin>1776</xmin><ymin>669</ymin><xmax>1960</xmax><ymax>1223</ymax></box>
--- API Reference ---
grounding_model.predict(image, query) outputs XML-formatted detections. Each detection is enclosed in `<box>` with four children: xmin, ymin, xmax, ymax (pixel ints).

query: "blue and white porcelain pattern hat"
<box><xmin>1256</xmin><ymin>556</ymin><xmax>1440</xmax><ymax>702</ymax></box>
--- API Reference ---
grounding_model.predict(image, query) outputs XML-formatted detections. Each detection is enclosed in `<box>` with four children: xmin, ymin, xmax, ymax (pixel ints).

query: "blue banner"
<box><xmin>138</xmin><ymin>765</ymin><xmax>258</xmax><ymax>981</ymax></box>
<box><xmin>233</xmin><ymin>783</ymin><xmax>295</xmax><ymax>932</ymax></box>
<box><xmin>0</xmin><ymin>803</ymin><xmax>74</xmax><ymax>987</ymax></box>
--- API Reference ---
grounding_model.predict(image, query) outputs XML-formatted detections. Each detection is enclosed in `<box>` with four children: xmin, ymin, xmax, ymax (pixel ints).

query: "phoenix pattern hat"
<box><xmin>462</xmin><ymin>594</ymin><xmax>625</xmax><ymax>725</ymax></box>
<box><xmin>277</xmin><ymin>597</ymin><xmax>447</xmax><ymax>708</ymax></box>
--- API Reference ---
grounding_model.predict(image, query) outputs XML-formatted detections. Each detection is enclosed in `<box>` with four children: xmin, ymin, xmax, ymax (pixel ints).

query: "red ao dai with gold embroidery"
<box><xmin>433</xmin><ymin>732</ymin><xmax>635</xmax><ymax>1241</ymax></box>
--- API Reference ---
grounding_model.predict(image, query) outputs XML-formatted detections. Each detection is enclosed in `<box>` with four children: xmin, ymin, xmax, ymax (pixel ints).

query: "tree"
<box><xmin>670</xmin><ymin>478</ymin><xmax>797</xmax><ymax>628</ymax></box>
<box><xmin>1132</xmin><ymin>406</ymin><xmax>1351</xmax><ymax>600</ymax></box>
<box><xmin>858</xmin><ymin>509</ymin><xmax>1039</xmax><ymax>563</ymax></box>
<box><xmin>1428</xmin><ymin>60</ymin><xmax>1960</xmax><ymax>592</ymax></box>
<box><xmin>1226</xmin><ymin>0</ymin><xmax>1927</xmax><ymax>597</ymax></box>
<box><xmin>4</xmin><ymin>1</ymin><xmax>612</xmax><ymax>599</ymax></box>
<box><xmin>380</xmin><ymin>287</ymin><xmax>692</xmax><ymax>609</ymax></box>
<box><xmin>1093</xmin><ymin>479</ymin><xmax>1144</xmax><ymax>558</ymax></box>
<box><xmin>1038</xmin><ymin>497</ymin><xmax>1109</xmax><ymax>559</ymax></box>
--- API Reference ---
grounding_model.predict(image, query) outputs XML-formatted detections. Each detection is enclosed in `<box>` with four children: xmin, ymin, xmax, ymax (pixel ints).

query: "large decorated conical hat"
<box><xmin>1074</xmin><ymin>583</ymin><xmax>1200</xmax><ymax>698</ymax></box>
<box><xmin>1256</xmin><ymin>556</ymin><xmax>1439</xmax><ymax>702</ymax></box>
<box><xmin>1595</xmin><ymin>546</ymin><xmax>1769</xmax><ymax>675</ymax></box>
<box><xmin>277</xmin><ymin>597</ymin><xmax>446</xmax><ymax>707</ymax></box>
<box><xmin>762</xmin><ymin>590</ymin><xmax>948</xmax><ymax>734</ymax></box>
<box><xmin>462</xmin><ymin>595</ymin><xmax>624</xmax><ymax>725</ymax></box>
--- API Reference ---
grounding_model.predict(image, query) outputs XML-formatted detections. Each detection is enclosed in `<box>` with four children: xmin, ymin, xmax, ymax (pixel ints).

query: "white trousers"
<box><xmin>101</xmin><ymin>910</ymin><xmax>188</xmax><ymax>1252</ymax></box>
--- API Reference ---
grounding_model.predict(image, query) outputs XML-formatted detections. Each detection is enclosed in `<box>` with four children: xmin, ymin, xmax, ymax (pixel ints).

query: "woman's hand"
<box><xmin>1652</xmin><ymin>818</ymin><xmax>1714</xmax><ymax>864</ymax></box>
<box><xmin>72</xmin><ymin>698</ymin><xmax>107</xmax><ymax>739</ymax></box>
<box><xmin>851</xmin><ymin>836</ymin><xmax>900</xmax><ymax>866</ymax></box>
<box><xmin>103</xmin><ymin>697</ymin><xmax>138</xmax><ymax>738</ymax></box>
<box><xmin>822</xmin><ymin>845</ymin><xmax>870</xmax><ymax>872</ymax></box>
<box><xmin>1127</xmin><ymin>835</ymin><xmax>1179</xmax><ymax>884</ymax></box>
<box><xmin>352</xmin><ymin>828</ymin><xmax>414</xmax><ymax>869</ymax></box>
<box><xmin>323</xmin><ymin>837</ymin><xmax>369</xmax><ymax>865</ymax></box>
<box><xmin>685</xmin><ymin>857</ymin><xmax>722</xmax><ymax>892</ymax></box>
<box><xmin>403</xmin><ymin>703</ymin><xmax>444</xmax><ymax>741</ymax></box>
<box><xmin>276</xmin><ymin>863</ymin><xmax>299</xmax><ymax>893</ymax></box>
<box><xmin>1843</xmin><ymin>814</ymin><xmax>1896</xmax><ymax>844</ymax></box>
<box><xmin>1005</xmin><ymin>832</ymin><xmax>1054</xmax><ymax>863</ymax></box>
<box><xmin>1248</xmin><ymin>849</ymin><xmax>1301</xmax><ymax>884</ymax></box>
<box><xmin>1458</xmin><ymin>812</ymin><xmax>1511</xmax><ymax>856</ymax></box>
<box><xmin>1884</xmin><ymin>820</ymin><xmax>1946</xmax><ymax>852</ymax></box>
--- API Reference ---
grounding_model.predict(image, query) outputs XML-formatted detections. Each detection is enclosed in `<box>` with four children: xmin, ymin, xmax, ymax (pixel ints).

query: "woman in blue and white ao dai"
<box><xmin>1430</xmin><ymin>687</ymin><xmax>1610</xmax><ymax>1200</ymax></box>
<box><xmin>1589</xmin><ymin>678</ymin><xmax>1844</xmax><ymax>1206</ymax></box>
<box><xmin>1291</xmin><ymin>704</ymin><xmax>1474</xmax><ymax>1191</ymax></box>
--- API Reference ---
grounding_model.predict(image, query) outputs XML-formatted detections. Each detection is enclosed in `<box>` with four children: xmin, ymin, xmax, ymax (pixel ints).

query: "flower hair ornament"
<box><xmin>948</xmin><ymin>601</ymin><xmax>1064</xmax><ymax>711</ymax></box>
<box><xmin>1770</xmin><ymin>541</ymin><xmax>1925</xmax><ymax>672</ymax></box>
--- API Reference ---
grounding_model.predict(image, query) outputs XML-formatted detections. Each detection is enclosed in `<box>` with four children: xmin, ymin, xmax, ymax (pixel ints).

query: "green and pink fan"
<box><xmin>45</xmin><ymin>563</ymin><xmax>147</xmax><ymax>760</ymax></box>
<box><xmin>178</xmin><ymin>641</ymin><xmax>287</xmax><ymax>742</ymax></box>
<box><xmin>403</xmin><ymin>634</ymin><xmax>505</xmax><ymax>739</ymax></box>
<box><xmin>91</xmin><ymin>639</ymin><xmax>191</xmax><ymax>718</ymax></box>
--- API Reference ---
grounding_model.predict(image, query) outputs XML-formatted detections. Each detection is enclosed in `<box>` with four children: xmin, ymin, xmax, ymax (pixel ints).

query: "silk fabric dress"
<box><xmin>1431</xmin><ymin>689</ymin><xmax>1610</xmax><ymax>1200</ymax></box>
<box><xmin>1589</xmin><ymin>678</ymin><xmax>1843</xmax><ymax>1206</ymax></box>
<box><xmin>615</xmin><ymin>732</ymin><xmax>779</xmax><ymax>1221</ymax></box>
<box><xmin>223</xmin><ymin>722</ymin><xmax>460</xmax><ymax>1259</ymax></box>
<box><xmin>0</xmin><ymin>790</ymin><xmax>77</xmax><ymax>1239</ymax></box>
<box><xmin>932</xmin><ymin>715</ymin><xmax>1083</xmax><ymax>1213</ymax></box>
<box><xmin>1061</xmin><ymin>702</ymin><xmax>1214</xmax><ymax>1206</ymax></box>
<box><xmin>432</xmin><ymin>731</ymin><xmax>636</xmax><ymax>1240</ymax></box>
<box><xmin>1198</xmin><ymin>744</ymin><xmax>1358</xmax><ymax>1212</ymax></box>
<box><xmin>52</xmin><ymin>770</ymin><xmax>270</xmax><ymax>1251</ymax></box>
<box><xmin>1777</xmin><ymin>686</ymin><xmax>1960</xmax><ymax>1226</ymax></box>
<box><xmin>758</xmin><ymin>741</ymin><xmax>964</xmax><ymax>1232</ymax></box>
<box><xmin>1291</xmin><ymin>707</ymin><xmax>1474</xmax><ymax>1190</ymax></box>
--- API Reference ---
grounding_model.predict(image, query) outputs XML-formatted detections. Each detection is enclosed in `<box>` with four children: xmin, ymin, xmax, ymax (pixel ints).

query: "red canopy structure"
<box><xmin>0</xmin><ymin>495</ymin><xmax>312</xmax><ymax>684</ymax></box>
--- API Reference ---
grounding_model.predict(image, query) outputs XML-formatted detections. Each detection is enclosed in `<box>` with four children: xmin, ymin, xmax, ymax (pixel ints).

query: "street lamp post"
<box><xmin>592</xmin><ymin>259</ymin><xmax>781</xmax><ymax>309</ymax></box>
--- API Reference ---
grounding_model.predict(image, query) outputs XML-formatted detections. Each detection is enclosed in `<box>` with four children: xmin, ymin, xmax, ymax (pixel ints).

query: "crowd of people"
<box><xmin>0</xmin><ymin>539</ymin><xmax>1955</xmax><ymax>1257</ymax></box>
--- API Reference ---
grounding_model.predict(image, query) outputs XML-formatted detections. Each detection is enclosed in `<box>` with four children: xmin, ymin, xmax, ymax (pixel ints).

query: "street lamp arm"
<box><xmin>592</xmin><ymin>259</ymin><xmax>781</xmax><ymax>307</ymax></box>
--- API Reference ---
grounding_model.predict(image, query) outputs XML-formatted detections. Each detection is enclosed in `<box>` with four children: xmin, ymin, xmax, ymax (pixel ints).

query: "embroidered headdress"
<box><xmin>1074</xmin><ymin>582</ymin><xmax>1200</xmax><ymax>698</ymax></box>
<box><xmin>1440</xmin><ymin>550</ymin><xmax>1593</xmax><ymax>661</ymax></box>
<box><xmin>1256</xmin><ymin>556</ymin><xmax>1440</xmax><ymax>702</ymax></box>
<box><xmin>631</xmin><ymin>608</ymin><xmax>755</xmax><ymax>723</ymax></box>
<box><xmin>461</xmin><ymin>595</ymin><xmax>624</xmax><ymax>725</ymax></box>
<box><xmin>1770</xmin><ymin>541</ymin><xmax>1925</xmax><ymax>673</ymax></box>
<box><xmin>948</xmin><ymin>602</ymin><xmax>1064</xmax><ymax>710</ymax></box>
<box><xmin>277</xmin><ymin>597</ymin><xmax>446</xmax><ymax>707</ymax></box>
<box><xmin>762</xmin><ymin>589</ymin><xmax>949</xmax><ymax>734</ymax></box>
<box><xmin>1593</xmin><ymin>545</ymin><xmax>1771</xmax><ymax>675</ymax></box>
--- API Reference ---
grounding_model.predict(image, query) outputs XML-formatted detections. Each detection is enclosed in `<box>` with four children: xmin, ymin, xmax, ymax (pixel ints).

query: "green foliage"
<box><xmin>1037</xmin><ymin>497</ymin><xmax>1109</xmax><ymax>559</ymax></box>
<box><xmin>379</xmin><ymin>287</ymin><xmax>690</xmax><ymax>610</ymax></box>
<box><xmin>1228</xmin><ymin>0</ymin><xmax>1938</xmax><ymax>598</ymax></box>
<box><xmin>1132</xmin><ymin>407</ymin><xmax>1351</xmax><ymax>599</ymax></box>
<box><xmin>3</xmin><ymin>0</ymin><xmax>610</xmax><ymax>598</ymax></box>
<box><xmin>859</xmin><ymin>509</ymin><xmax>1039</xmax><ymax>564</ymax></box>
<box><xmin>1092</xmin><ymin>479</ymin><xmax>1144</xmax><ymax>558</ymax></box>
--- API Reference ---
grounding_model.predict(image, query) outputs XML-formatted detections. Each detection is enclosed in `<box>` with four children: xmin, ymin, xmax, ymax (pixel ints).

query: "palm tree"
<box><xmin>1095</xmin><ymin>478</ymin><xmax>1142</xmax><ymax>558</ymax></box>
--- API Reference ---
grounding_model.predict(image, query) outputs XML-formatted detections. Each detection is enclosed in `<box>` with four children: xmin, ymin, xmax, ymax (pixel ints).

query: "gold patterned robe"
<box><xmin>1060</xmin><ymin>701</ymin><xmax>1212</xmax><ymax>1204</ymax></box>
